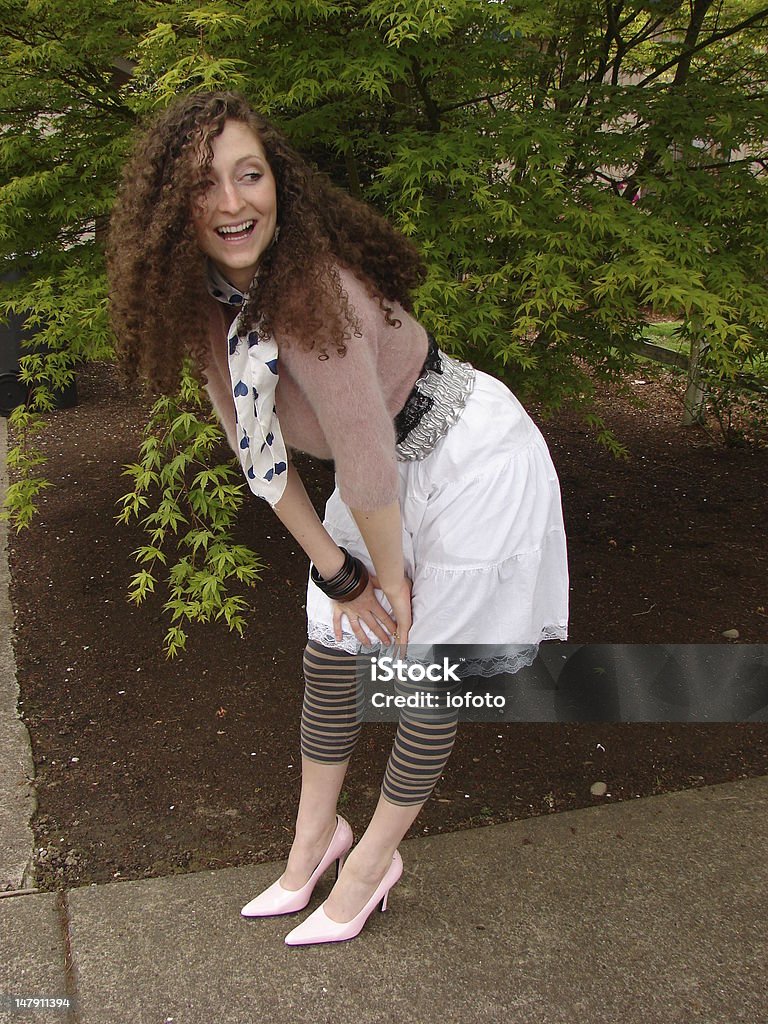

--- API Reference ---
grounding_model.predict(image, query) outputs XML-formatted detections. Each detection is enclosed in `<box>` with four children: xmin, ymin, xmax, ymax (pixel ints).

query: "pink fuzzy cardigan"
<box><xmin>202</xmin><ymin>267</ymin><xmax>429</xmax><ymax>511</ymax></box>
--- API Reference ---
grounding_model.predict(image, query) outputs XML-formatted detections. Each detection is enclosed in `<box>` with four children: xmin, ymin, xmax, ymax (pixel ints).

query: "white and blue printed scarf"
<box><xmin>206</xmin><ymin>261</ymin><xmax>288</xmax><ymax>505</ymax></box>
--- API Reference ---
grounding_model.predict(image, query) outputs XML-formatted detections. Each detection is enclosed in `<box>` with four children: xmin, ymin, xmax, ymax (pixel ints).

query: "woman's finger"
<box><xmin>357</xmin><ymin>611</ymin><xmax>392</xmax><ymax>646</ymax></box>
<box><xmin>347</xmin><ymin>588</ymin><xmax>397</xmax><ymax>637</ymax></box>
<box><xmin>368</xmin><ymin>602</ymin><xmax>397</xmax><ymax>637</ymax></box>
<box><xmin>354</xmin><ymin>610</ymin><xmax>382</xmax><ymax>643</ymax></box>
<box><xmin>392</xmin><ymin>618</ymin><xmax>410</xmax><ymax>658</ymax></box>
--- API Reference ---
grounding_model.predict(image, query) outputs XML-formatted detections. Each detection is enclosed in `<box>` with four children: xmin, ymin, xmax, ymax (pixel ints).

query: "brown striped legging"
<box><xmin>300</xmin><ymin>640</ymin><xmax>459</xmax><ymax>806</ymax></box>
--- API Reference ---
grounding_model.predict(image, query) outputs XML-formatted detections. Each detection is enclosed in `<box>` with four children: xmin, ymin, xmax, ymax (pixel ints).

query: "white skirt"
<box><xmin>305</xmin><ymin>370</ymin><xmax>569</xmax><ymax>676</ymax></box>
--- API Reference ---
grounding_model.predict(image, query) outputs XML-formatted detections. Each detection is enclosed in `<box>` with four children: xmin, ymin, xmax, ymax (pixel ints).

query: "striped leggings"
<box><xmin>300</xmin><ymin>640</ymin><xmax>459</xmax><ymax>807</ymax></box>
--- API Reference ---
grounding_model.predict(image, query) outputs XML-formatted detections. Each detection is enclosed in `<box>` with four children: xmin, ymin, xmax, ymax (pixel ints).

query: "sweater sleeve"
<box><xmin>281</xmin><ymin>284</ymin><xmax>400</xmax><ymax>511</ymax></box>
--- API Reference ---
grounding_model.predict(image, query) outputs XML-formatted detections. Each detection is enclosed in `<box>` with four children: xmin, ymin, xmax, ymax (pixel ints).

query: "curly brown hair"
<box><xmin>107</xmin><ymin>90</ymin><xmax>426</xmax><ymax>395</ymax></box>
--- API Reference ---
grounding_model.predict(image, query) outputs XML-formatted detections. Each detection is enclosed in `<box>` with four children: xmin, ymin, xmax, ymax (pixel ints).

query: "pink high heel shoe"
<box><xmin>283</xmin><ymin>849</ymin><xmax>403</xmax><ymax>946</ymax></box>
<box><xmin>240</xmin><ymin>815</ymin><xmax>353</xmax><ymax>918</ymax></box>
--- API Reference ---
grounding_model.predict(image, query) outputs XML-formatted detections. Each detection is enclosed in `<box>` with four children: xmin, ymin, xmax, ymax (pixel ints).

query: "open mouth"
<box><xmin>215</xmin><ymin>220</ymin><xmax>255</xmax><ymax>241</ymax></box>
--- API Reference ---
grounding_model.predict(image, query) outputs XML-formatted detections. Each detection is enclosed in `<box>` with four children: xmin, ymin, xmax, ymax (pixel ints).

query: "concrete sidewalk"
<box><xmin>1</xmin><ymin>775</ymin><xmax>767</xmax><ymax>1024</ymax></box>
<box><xmin>0</xmin><ymin>416</ymin><xmax>36</xmax><ymax>895</ymax></box>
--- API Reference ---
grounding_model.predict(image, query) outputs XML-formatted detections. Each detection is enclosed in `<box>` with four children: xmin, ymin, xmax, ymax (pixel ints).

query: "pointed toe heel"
<box><xmin>284</xmin><ymin>849</ymin><xmax>403</xmax><ymax>946</ymax></box>
<box><xmin>240</xmin><ymin>814</ymin><xmax>353</xmax><ymax>918</ymax></box>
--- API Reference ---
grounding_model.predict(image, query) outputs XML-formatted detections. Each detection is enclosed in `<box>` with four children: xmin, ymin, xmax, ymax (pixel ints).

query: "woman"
<box><xmin>108</xmin><ymin>90</ymin><xmax>568</xmax><ymax>946</ymax></box>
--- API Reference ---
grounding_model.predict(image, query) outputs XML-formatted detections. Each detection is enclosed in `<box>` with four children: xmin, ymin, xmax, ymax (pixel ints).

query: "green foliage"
<box><xmin>2</xmin><ymin>0</ymin><xmax>767</xmax><ymax>648</ymax></box>
<box><xmin>705</xmin><ymin>377</ymin><xmax>768</xmax><ymax>448</ymax></box>
<box><xmin>115</xmin><ymin>366</ymin><xmax>265</xmax><ymax>658</ymax></box>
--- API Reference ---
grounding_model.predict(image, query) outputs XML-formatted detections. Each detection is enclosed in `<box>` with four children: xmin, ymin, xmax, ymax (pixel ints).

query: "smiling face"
<box><xmin>192</xmin><ymin>119</ymin><xmax>278</xmax><ymax>293</ymax></box>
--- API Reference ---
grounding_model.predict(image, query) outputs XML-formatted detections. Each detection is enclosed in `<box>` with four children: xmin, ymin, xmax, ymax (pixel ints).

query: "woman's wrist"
<box><xmin>311</xmin><ymin>545</ymin><xmax>346</xmax><ymax>581</ymax></box>
<box><xmin>376</xmin><ymin>573</ymin><xmax>406</xmax><ymax>593</ymax></box>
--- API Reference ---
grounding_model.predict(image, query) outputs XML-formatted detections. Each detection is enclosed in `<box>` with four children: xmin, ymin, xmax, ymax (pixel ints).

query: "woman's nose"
<box><xmin>215</xmin><ymin>178</ymin><xmax>245</xmax><ymax>215</ymax></box>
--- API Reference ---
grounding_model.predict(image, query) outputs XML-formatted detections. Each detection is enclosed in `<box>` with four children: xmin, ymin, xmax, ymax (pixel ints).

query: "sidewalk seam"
<box><xmin>56</xmin><ymin>889</ymin><xmax>81</xmax><ymax>1024</ymax></box>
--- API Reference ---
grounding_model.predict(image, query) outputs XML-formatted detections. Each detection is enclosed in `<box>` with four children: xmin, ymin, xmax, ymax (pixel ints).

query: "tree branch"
<box><xmin>439</xmin><ymin>89</ymin><xmax>513</xmax><ymax>115</ymax></box>
<box><xmin>410</xmin><ymin>56</ymin><xmax>441</xmax><ymax>133</ymax></box>
<box><xmin>638</xmin><ymin>4</ymin><xmax>768</xmax><ymax>87</ymax></box>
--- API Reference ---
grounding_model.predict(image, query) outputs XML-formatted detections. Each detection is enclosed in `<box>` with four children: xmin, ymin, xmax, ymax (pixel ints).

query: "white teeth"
<box><xmin>217</xmin><ymin>221</ymin><xmax>254</xmax><ymax>235</ymax></box>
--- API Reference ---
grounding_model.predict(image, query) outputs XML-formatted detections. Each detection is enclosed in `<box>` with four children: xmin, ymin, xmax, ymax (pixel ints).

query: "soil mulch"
<box><xmin>7</xmin><ymin>360</ymin><xmax>767</xmax><ymax>890</ymax></box>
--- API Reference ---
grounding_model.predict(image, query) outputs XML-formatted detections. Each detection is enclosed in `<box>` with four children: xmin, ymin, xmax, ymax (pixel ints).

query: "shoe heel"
<box><xmin>380</xmin><ymin>892</ymin><xmax>389</xmax><ymax>912</ymax></box>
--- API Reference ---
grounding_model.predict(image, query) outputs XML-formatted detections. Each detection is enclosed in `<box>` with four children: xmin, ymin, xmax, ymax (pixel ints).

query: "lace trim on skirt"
<box><xmin>305</xmin><ymin>624</ymin><xmax>567</xmax><ymax>676</ymax></box>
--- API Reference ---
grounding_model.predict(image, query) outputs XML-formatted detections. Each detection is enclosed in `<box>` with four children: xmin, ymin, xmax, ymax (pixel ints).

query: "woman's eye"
<box><xmin>241</xmin><ymin>172</ymin><xmax>262</xmax><ymax>183</ymax></box>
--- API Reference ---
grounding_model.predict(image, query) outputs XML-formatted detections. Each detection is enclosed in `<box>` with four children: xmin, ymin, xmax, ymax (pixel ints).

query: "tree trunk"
<box><xmin>681</xmin><ymin>329</ymin><xmax>707</xmax><ymax>426</ymax></box>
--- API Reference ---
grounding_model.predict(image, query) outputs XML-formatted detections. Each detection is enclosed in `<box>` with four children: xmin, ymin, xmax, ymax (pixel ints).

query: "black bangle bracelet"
<box><xmin>310</xmin><ymin>548</ymin><xmax>353</xmax><ymax>590</ymax></box>
<box><xmin>310</xmin><ymin>548</ymin><xmax>369</xmax><ymax>602</ymax></box>
<box><xmin>330</xmin><ymin>561</ymin><xmax>370</xmax><ymax>603</ymax></box>
<box><xmin>323</xmin><ymin>548</ymin><xmax>356</xmax><ymax>588</ymax></box>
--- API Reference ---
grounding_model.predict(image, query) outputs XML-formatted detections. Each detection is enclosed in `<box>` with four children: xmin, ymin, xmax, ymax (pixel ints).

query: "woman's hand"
<box><xmin>332</xmin><ymin>573</ymin><xmax>412</xmax><ymax>653</ymax></box>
